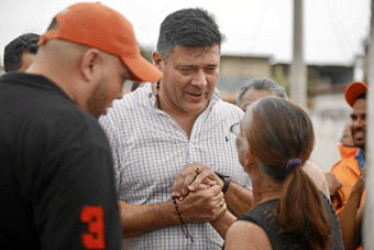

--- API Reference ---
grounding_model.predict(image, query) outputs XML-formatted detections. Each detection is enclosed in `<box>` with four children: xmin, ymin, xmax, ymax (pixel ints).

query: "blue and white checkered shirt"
<box><xmin>99</xmin><ymin>83</ymin><xmax>251</xmax><ymax>250</ymax></box>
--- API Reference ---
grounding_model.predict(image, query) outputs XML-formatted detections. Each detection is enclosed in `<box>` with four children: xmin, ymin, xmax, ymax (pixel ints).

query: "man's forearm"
<box><xmin>118</xmin><ymin>185</ymin><xmax>224</xmax><ymax>238</ymax></box>
<box><xmin>118</xmin><ymin>200</ymin><xmax>179</xmax><ymax>237</ymax></box>
<box><xmin>224</xmin><ymin>181</ymin><xmax>253</xmax><ymax>217</ymax></box>
<box><xmin>339</xmin><ymin>192</ymin><xmax>362</xmax><ymax>250</ymax></box>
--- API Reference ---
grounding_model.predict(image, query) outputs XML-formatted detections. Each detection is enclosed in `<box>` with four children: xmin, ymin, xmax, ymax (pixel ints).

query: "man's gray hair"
<box><xmin>237</xmin><ymin>77</ymin><xmax>288</xmax><ymax>106</ymax></box>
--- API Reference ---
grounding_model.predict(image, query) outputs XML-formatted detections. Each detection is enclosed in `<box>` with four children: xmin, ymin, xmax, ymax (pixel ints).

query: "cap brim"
<box><xmin>121</xmin><ymin>56</ymin><xmax>162</xmax><ymax>83</ymax></box>
<box><xmin>345</xmin><ymin>82</ymin><xmax>368</xmax><ymax>107</ymax></box>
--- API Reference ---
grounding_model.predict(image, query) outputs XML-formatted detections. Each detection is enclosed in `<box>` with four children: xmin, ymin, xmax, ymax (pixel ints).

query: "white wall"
<box><xmin>308</xmin><ymin>93</ymin><xmax>351</xmax><ymax>172</ymax></box>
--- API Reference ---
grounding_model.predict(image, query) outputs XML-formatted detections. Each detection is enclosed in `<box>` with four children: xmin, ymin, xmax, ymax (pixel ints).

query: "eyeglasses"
<box><xmin>230</xmin><ymin>122</ymin><xmax>248</xmax><ymax>152</ymax></box>
<box><xmin>230</xmin><ymin>122</ymin><xmax>241</xmax><ymax>136</ymax></box>
<box><xmin>241</xmin><ymin>103</ymin><xmax>250</xmax><ymax>112</ymax></box>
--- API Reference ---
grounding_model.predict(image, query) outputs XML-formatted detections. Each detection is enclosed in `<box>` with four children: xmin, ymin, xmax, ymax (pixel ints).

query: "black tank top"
<box><xmin>237</xmin><ymin>193</ymin><xmax>344</xmax><ymax>250</ymax></box>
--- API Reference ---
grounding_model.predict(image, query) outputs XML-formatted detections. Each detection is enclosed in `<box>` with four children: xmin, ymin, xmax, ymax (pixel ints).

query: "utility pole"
<box><xmin>290</xmin><ymin>0</ymin><xmax>307</xmax><ymax>109</ymax></box>
<box><xmin>364</xmin><ymin>0</ymin><xmax>374</xmax><ymax>246</ymax></box>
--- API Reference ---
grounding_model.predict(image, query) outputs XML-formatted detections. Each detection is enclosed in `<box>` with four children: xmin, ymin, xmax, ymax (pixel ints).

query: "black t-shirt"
<box><xmin>0</xmin><ymin>73</ymin><xmax>122</xmax><ymax>249</ymax></box>
<box><xmin>238</xmin><ymin>193</ymin><xmax>344</xmax><ymax>250</ymax></box>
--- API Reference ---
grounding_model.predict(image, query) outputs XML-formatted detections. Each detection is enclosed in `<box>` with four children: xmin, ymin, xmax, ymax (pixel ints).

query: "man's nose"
<box><xmin>191</xmin><ymin>69</ymin><xmax>207</xmax><ymax>88</ymax></box>
<box><xmin>353</xmin><ymin>118</ymin><xmax>364</xmax><ymax>129</ymax></box>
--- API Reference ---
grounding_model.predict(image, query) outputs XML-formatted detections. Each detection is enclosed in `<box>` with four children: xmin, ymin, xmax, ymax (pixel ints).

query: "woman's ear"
<box><xmin>243</xmin><ymin>147</ymin><xmax>257</xmax><ymax>169</ymax></box>
<box><xmin>239</xmin><ymin>147</ymin><xmax>249</xmax><ymax>168</ymax></box>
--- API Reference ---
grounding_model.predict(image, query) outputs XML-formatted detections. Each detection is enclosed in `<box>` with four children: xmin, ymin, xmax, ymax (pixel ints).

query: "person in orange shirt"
<box><xmin>330</xmin><ymin>81</ymin><xmax>367</xmax><ymax>249</ymax></box>
<box><xmin>329</xmin><ymin>122</ymin><xmax>357</xmax><ymax>208</ymax></box>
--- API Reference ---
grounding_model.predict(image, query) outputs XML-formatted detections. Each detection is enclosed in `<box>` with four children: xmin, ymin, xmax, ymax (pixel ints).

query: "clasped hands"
<box><xmin>171</xmin><ymin>163</ymin><xmax>226</xmax><ymax>223</ymax></box>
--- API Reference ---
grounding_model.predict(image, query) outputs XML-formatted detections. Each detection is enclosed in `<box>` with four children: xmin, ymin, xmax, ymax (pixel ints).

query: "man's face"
<box><xmin>340</xmin><ymin>122</ymin><xmax>354</xmax><ymax>147</ymax></box>
<box><xmin>87</xmin><ymin>54</ymin><xmax>130</xmax><ymax>117</ymax></box>
<box><xmin>18</xmin><ymin>52</ymin><xmax>35</xmax><ymax>72</ymax></box>
<box><xmin>350</xmin><ymin>98</ymin><xmax>366</xmax><ymax>149</ymax></box>
<box><xmin>240</xmin><ymin>89</ymin><xmax>274</xmax><ymax>112</ymax></box>
<box><xmin>156</xmin><ymin>45</ymin><xmax>220</xmax><ymax>116</ymax></box>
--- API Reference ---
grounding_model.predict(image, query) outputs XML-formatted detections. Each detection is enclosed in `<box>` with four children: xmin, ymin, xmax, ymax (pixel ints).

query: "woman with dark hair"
<box><xmin>225</xmin><ymin>97</ymin><xmax>343</xmax><ymax>250</ymax></box>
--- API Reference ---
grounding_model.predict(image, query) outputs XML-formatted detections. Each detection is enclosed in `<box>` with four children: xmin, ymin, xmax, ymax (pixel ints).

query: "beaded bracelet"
<box><xmin>172</xmin><ymin>197</ymin><xmax>194</xmax><ymax>242</ymax></box>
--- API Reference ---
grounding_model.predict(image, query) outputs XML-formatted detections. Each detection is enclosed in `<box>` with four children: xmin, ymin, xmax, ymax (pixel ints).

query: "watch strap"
<box><xmin>214</xmin><ymin>172</ymin><xmax>231</xmax><ymax>194</ymax></box>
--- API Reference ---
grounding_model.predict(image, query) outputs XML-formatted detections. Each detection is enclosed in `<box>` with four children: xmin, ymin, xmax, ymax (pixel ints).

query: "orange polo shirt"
<box><xmin>330</xmin><ymin>144</ymin><xmax>365</xmax><ymax>215</ymax></box>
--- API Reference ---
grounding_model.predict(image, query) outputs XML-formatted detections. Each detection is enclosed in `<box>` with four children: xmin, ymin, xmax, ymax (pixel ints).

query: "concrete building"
<box><xmin>217</xmin><ymin>54</ymin><xmax>272</xmax><ymax>103</ymax></box>
<box><xmin>217</xmin><ymin>53</ymin><xmax>355</xmax><ymax>171</ymax></box>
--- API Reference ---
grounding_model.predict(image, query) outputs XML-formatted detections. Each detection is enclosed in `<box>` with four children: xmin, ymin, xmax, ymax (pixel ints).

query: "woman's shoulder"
<box><xmin>225</xmin><ymin>220</ymin><xmax>271</xmax><ymax>250</ymax></box>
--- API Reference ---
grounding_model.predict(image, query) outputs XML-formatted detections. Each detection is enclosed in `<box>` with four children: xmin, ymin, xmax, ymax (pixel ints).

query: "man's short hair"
<box><xmin>4</xmin><ymin>33</ymin><xmax>40</xmax><ymax>72</ymax></box>
<box><xmin>156</xmin><ymin>8</ymin><xmax>223</xmax><ymax>59</ymax></box>
<box><xmin>356</xmin><ymin>93</ymin><xmax>366</xmax><ymax>101</ymax></box>
<box><xmin>237</xmin><ymin>77</ymin><xmax>288</xmax><ymax>106</ymax></box>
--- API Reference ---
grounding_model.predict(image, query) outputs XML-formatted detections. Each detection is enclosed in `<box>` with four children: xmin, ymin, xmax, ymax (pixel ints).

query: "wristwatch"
<box><xmin>214</xmin><ymin>172</ymin><xmax>231</xmax><ymax>194</ymax></box>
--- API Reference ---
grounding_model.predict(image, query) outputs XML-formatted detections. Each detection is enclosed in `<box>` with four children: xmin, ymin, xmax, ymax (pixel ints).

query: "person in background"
<box><xmin>225</xmin><ymin>97</ymin><xmax>343</xmax><ymax>250</ymax></box>
<box><xmin>325</xmin><ymin>171</ymin><xmax>343</xmax><ymax>200</ymax></box>
<box><xmin>237</xmin><ymin>77</ymin><xmax>287</xmax><ymax>112</ymax></box>
<box><xmin>326</xmin><ymin>122</ymin><xmax>353</xmax><ymax>203</ymax></box>
<box><xmin>330</xmin><ymin>81</ymin><xmax>367</xmax><ymax>214</ymax></box>
<box><xmin>99</xmin><ymin>8</ymin><xmax>252</xmax><ymax>249</ymax></box>
<box><xmin>340</xmin><ymin>121</ymin><xmax>355</xmax><ymax>147</ymax></box>
<box><xmin>0</xmin><ymin>2</ymin><xmax>161</xmax><ymax>249</ymax></box>
<box><xmin>339</xmin><ymin>170</ymin><xmax>365</xmax><ymax>250</ymax></box>
<box><xmin>3</xmin><ymin>33</ymin><xmax>40</xmax><ymax>73</ymax></box>
<box><xmin>236</xmin><ymin>77</ymin><xmax>330</xmax><ymax>198</ymax></box>
<box><xmin>330</xmin><ymin>81</ymin><xmax>368</xmax><ymax>249</ymax></box>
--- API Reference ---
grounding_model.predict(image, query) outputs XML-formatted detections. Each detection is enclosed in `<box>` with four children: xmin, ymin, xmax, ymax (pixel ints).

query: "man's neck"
<box><xmin>153</xmin><ymin>83</ymin><xmax>203</xmax><ymax>137</ymax></box>
<box><xmin>27</xmin><ymin>64</ymin><xmax>86</xmax><ymax>111</ymax></box>
<box><xmin>359</xmin><ymin>146</ymin><xmax>365</xmax><ymax>157</ymax></box>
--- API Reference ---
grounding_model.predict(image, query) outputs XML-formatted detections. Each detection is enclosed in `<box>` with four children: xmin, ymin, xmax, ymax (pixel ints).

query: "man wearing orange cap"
<box><xmin>330</xmin><ymin>81</ymin><xmax>367</xmax><ymax>213</ymax></box>
<box><xmin>330</xmin><ymin>81</ymin><xmax>367</xmax><ymax>249</ymax></box>
<box><xmin>0</xmin><ymin>2</ymin><xmax>161</xmax><ymax>249</ymax></box>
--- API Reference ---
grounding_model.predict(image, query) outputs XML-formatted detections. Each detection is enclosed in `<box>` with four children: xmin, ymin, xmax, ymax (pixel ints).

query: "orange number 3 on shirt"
<box><xmin>80</xmin><ymin>206</ymin><xmax>105</xmax><ymax>249</ymax></box>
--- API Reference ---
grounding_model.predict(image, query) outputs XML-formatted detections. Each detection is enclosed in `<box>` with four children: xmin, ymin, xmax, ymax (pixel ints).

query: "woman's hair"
<box><xmin>243</xmin><ymin>97</ymin><xmax>331</xmax><ymax>249</ymax></box>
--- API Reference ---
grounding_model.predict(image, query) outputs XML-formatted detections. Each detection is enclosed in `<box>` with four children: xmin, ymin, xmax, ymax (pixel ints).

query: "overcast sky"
<box><xmin>0</xmin><ymin>0</ymin><xmax>371</xmax><ymax>66</ymax></box>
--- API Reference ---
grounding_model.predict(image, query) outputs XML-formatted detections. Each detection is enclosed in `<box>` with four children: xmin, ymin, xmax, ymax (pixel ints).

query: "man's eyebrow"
<box><xmin>176</xmin><ymin>65</ymin><xmax>194</xmax><ymax>68</ymax></box>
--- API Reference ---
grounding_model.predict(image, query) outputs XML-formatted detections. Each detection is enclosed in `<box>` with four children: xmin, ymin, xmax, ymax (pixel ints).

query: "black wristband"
<box><xmin>214</xmin><ymin>172</ymin><xmax>231</xmax><ymax>194</ymax></box>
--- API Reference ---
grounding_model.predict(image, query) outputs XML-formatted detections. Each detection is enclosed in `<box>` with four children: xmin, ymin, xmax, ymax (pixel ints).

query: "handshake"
<box><xmin>170</xmin><ymin>163</ymin><xmax>228</xmax><ymax>224</ymax></box>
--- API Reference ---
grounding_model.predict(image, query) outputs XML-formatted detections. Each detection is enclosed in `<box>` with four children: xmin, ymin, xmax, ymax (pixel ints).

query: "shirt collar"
<box><xmin>143</xmin><ymin>82</ymin><xmax>221</xmax><ymax>110</ymax></box>
<box><xmin>1</xmin><ymin>72</ymin><xmax>73</xmax><ymax>103</ymax></box>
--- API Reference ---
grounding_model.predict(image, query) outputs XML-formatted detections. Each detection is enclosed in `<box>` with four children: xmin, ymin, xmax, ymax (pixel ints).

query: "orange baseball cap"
<box><xmin>38</xmin><ymin>2</ymin><xmax>162</xmax><ymax>83</ymax></box>
<box><xmin>344</xmin><ymin>81</ymin><xmax>368</xmax><ymax>107</ymax></box>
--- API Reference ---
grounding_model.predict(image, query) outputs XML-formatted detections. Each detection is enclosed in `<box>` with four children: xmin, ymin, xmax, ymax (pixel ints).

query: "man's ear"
<box><xmin>80</xmin><ymin>48</ymin><xmax>102</xmax><ymax>82</ymax></box>
<box><xmin>152</xmin><ymin>51</ymin><xmax>164</xmax><ymax>70</ymax></box>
